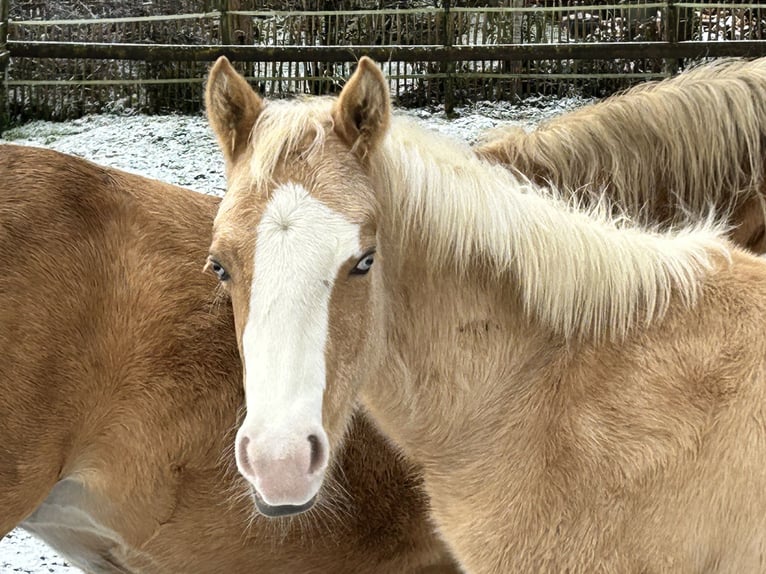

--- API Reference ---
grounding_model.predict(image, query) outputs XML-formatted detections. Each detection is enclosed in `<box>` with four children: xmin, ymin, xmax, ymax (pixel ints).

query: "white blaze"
<box><xmin>240</xmin><ymin>182</ymin><xmax>361</xmax><ymax>450</ymax></box>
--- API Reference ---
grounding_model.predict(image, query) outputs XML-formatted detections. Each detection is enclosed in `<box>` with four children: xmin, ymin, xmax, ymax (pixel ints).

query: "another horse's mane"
<box><xmin>249</xmin><ymin>100</ymin><xmax>730</xmax><ymax>341</ymax></box>
<box><xmin>477</xmin><ymin>57</ymin><xmax>766</xmax><ymax>226</ymax></box>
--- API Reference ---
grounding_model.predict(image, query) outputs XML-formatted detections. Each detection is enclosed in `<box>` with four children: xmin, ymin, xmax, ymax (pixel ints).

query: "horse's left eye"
<box><xmin>209</xmin><ymin>259</ymin><xmax>230</xmax><ymax>281</ymax></box>
<box><xmin>351</xmin><ymin>251</ymin><xmax>375</xmax><ymax>275</ymax></box>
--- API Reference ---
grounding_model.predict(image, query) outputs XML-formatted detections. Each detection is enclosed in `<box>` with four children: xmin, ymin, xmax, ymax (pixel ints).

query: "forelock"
<box><xmin>249</xmin><ymin>97</ymin><xmax>336</xmax><ymax>190</ymax></box>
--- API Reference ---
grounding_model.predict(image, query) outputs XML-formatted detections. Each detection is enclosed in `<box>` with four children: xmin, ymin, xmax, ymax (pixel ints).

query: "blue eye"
<box><xmin>209</xmin><ymin>259</ymin><xmax>230</xmax><ymax>281</ymax></box>
<box><xmin>351</xmin><ymin>251</ymin><xmax>375</xmax><ymax>275</ymax></box>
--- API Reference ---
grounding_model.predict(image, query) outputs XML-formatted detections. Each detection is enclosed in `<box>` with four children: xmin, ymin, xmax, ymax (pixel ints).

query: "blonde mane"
<box><xmin>248</xmin><ymin>101</ymin><xmax>730</xmax><ymax>341</ymax></box>
<box><xmin>377</xmin><ymin>119</ymin><xmax>729</xmax><ymax>340</ymax></box>
<box><xmin>476</xmin><ymin>57</ymin><xmax>766</xmax><ymax>226</ymax></box>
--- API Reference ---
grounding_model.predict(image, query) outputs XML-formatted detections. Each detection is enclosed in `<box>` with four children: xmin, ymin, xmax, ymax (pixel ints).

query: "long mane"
<box><xmin>248</xmin><ymin>100</ymin><xmax>730</xmax><ymax>341</ymax></box>
<box><xmin>476</xmin><ymin>57</ymin><xmax>766</xmax><ymax>226</ymax></box>
<box><xmin>377</xmin><ymin>119</ymin><xmax>729</xmax><ymax>340</ymax></box>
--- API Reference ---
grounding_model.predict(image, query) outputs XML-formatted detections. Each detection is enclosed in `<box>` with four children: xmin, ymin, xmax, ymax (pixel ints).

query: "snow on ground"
<box><xmin>1</xmin><ymin>95</ymin><xmax>588</xmax><ymax>197</ymax></box>
<box><xmin>1</xmin><ymin>531</ymin><xmax>74</xmax><ymax>574</ymax></box>
<box><xmin>0</xmin><ymin>94</ymin><xmax>589</xmax><ymax>573</ymax></box>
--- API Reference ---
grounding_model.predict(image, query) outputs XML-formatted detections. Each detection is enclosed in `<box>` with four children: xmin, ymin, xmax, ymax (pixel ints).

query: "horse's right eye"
<box><xmin>208</xmin><ymin>259</ymin><xmax>230</xmax><ymax>282</ymax></box>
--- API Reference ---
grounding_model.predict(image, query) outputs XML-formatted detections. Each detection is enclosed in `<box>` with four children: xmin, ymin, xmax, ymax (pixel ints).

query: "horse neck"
<box><xmin>360</xmin><ymin>123</ymin><xmax>564</xmax><ymax>458</ymax></box>
<box><xmin>359</xmin><ymin>119</ymin><xmax>725</xmax><ymax>462</ymax></box>
<box><xmin>371</xmin><ymin>119</ymin><xmax>721</xmax><ymax>341</ymax></box>
<box><xmin>363</xmin><ymin>242</ymin><xmax>547</xmax><ymax>457</ymax></box>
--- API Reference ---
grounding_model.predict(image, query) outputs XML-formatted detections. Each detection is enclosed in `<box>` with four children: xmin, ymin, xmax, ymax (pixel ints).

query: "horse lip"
<box><xmin>253</xmin><ymin>490</ymin><xmax>317</xmax><ymax>517</ymax></box>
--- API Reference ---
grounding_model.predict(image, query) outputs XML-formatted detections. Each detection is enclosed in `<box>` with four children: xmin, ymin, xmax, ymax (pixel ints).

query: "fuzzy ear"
<box><xmin>205</xmin><ymin>56</ymin><xmax>264</xmax><ymax>168</ymax></box>
<box><xmin>332</xmin><ymin>57</ymin><xmax>391</xmax><ymax>159</ymax></box>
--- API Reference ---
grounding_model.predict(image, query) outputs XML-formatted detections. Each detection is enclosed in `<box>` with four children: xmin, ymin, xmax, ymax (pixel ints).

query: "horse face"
<box><xmin>205</xmin><ymin>57</ymin><xmax>390</xmax><ymax>516</ymax></box>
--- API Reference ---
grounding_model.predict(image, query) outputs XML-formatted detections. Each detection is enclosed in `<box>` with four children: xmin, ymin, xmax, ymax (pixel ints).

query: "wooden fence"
<box><xmin>2</xmin><ymin>1</ymin><xmax>766</xmax><ymax>129</ymax></box>
<box><xmin>0</xmin><ymin>0</ymin><xmax>9</xmax><ymax>129</ymax></box>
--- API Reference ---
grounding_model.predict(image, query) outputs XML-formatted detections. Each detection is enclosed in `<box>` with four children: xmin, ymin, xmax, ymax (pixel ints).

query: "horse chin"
<box><xmin>253</xmin><ymin>490</ymin><xmax>317</xmax><ymax>518</ymax></box>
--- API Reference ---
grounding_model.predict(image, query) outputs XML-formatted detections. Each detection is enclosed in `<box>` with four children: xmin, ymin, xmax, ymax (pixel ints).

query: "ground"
<box><xmin>0</xmin><ymin>94</ymin><xmax>588</xmax><ymax>572</ymax></box>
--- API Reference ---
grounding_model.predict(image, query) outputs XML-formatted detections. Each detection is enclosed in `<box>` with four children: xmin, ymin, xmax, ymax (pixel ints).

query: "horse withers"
<box><xmin>0</xmin><ymin>144</ymin><xmax>458</xmax><ymax>573</ymax></box>
<box><xmin>206</xmin><ymin>56</ymin><xmax>766</xmax><ymax>572</ymax></box>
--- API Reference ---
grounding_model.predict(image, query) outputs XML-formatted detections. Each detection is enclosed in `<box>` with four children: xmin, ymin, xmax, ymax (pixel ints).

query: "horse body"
<box><xmin>205</xmin><ymin>57</ymin><xmax>766</xmax><ymax>572</ymax></box>
<box><xmin>369</xmin><ymin>240</ymin><xmax>766</xmax><ymax>572</ymax></box>
<box><xmin>365</xmin><ymin>119</ymin><xmax>766</xmax><ymax>572</ymax></box>
<box><xmin>0</xmin><ymin>144</ymin><xmax>457</xmax><ymax>574</ymax></box>
<box><xmin>476</xmin><ymin>57</ymin><xmax>766</xmax><ymax>253</ymax></box>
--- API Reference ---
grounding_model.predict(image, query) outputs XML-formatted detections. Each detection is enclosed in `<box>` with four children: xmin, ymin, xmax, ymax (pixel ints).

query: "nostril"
<box><xmin>307</xmin><ymin>434</ymin><xmax>324</xmax><ymax>475</ymax></box>
<box><xmin>237</xmin><ymin>436</ymin><xmax>254</xmax><ymax>475</ymax></box>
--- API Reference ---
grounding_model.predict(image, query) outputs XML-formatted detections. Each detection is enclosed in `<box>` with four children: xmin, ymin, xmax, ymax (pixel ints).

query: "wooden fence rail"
<box><xmin>9</xmin><ymin>39</ymin><xmax>766</xmax><ymax>63</ymax></box>
<box><xmin>3</xmin><ymin>0</ymin><xmax>766</xmax><ymax>128</ymax></box>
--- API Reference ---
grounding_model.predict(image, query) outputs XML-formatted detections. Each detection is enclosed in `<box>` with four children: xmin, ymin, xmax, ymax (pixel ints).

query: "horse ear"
<box><xmin>205</xmin><ymin>56</ymin><xmax>264</xmax><ymax>168</ymax></box>
<box><xmin>332</xmin><ymin>57</ymin><xmax>391</xmax><ymax>159</ymax></box>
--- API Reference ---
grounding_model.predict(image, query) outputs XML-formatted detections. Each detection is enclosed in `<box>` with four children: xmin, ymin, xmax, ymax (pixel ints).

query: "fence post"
<box><xmin>0</xmin><ymin>0</ymin><xmax>9</xmax><ymax>134</ymax></box>
<box><xmin>229</xmin><ymin>1</ymin><xmax>252</xmax><ymax>46</ymax></box>
<box><xmin>220</xmin><ymin>0</ymin><xmax>251</xmax><ymax>93</ymax></box>
<box><xmin>663</xmin><ymin>0</ymin><xmax>679</xmax><ymax>76</ymax></box>
<box><xmin>220</xmin><ymin>0</ymin><xmax>231</xmax><ymax>45</ymax></box>
<box><xmin>442</xmin><ymin>0</ymin><xmax>454</xmax><ymax>115</ymax></box>
<box><xmin>510</xmin><ymin>0</ymin><xmax>524</xmax><ymax>101</ymax></box>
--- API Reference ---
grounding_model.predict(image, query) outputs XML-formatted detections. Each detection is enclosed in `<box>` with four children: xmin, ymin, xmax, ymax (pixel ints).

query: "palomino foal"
<box><xmin>206</xmin><ymin>57</ymin><xmax>766</xmax><ymax>572</ymax></box>
<box><xmin>0</xmin><ymin>144</ymin><xmax>457</xmax><ymax>573</ymax></box>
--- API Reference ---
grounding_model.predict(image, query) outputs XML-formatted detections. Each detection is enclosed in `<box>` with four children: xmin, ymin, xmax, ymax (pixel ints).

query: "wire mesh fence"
<box><xmin>1</xmin><ymin>0</ymin><xmax>766</xmax><ymax>125</ymax></box>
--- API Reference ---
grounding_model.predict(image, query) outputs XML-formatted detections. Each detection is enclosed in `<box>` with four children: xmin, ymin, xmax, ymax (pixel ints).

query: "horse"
<box><xmin>0</xmin><ymin>144</ymin><xmax>459</xmax><ymax>574</ymax></box>
<box><xmin>476</xmin><ymin>56</ymin><xmax>766</xmax><ymax>253</ymax></box>
<box><xmin>204</xmin><ymin>55</ymin><xmax>766</xmax><ymax>573</ymax></box>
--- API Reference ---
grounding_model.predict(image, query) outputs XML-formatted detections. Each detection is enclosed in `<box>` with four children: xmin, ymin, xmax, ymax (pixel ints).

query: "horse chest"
<box><xmin>20</xmin><ymin>478</ymin><xmax>143</xmax><ymax>573</ymax></box>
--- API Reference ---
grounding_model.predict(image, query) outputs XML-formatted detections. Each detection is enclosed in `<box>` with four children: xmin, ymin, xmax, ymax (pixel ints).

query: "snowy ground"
<box><xmin>0</xmin><ymin>94</ymin><xmax>589</xmax><ymax>573</ymax></box>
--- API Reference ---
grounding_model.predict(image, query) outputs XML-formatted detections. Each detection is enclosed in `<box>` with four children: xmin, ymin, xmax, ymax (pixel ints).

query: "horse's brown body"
<box><xmin>0</xmin><ymin>144</ymin><xmax>456</xmax><ymax>574</ymax></box>
<box><xmin>476</xmin><ymin>57</ymin><xmax>766</xmax><ymax>253</ymax></box>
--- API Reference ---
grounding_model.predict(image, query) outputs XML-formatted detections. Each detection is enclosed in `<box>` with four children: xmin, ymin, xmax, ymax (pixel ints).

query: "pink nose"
<box><xmin>236</xmin><ymin>433</ymin><xmax>328</xmax><ymax>510</ymax></box>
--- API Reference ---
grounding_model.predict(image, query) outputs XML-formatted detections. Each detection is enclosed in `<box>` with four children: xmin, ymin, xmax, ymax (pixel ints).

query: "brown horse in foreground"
<box><xmin>205</xmin><ymin>56</ymin><xmax>766</xmax><ymax>573</ymax></box>
<box><xmin>477</xmin><ymin>57</ymin><xmax>766</xmax><ymax>253</ymax></box>
<box><xmin>0</xmin><ymin>144</ymin><xmax>457</xmax><ymax>573</ymax></box>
